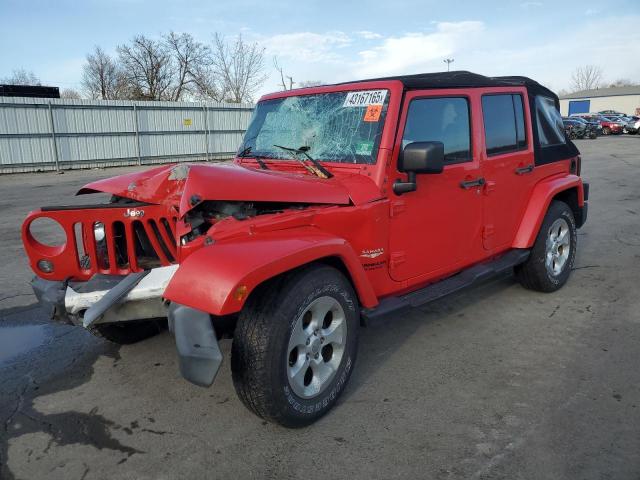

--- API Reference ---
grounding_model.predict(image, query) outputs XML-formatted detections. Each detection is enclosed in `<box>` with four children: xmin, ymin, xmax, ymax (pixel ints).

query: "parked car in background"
<box><xmin>626</xmin><ymin>117</ymin><xmax>640</xmax><ymax>134</ymax></box>
<box><xmin>599</xmin><ymin>117</ymin><xmax>624</xmax><ymax>135</ymax></box>
<box><xmin>598</xmin><ymin>110</ymin><xmax>626</xmax><ymax>116</ymax></box>
<box><xmin>616</xmin><ymin>116</ymin><xmax>639</xmax><ymax>134</ymax></box>
<box><xmin>570</xmin><ymin>113</ymin><xmax>606</xmax><ymax>126</ymax></box>
<box><xmin>567</xmin><ymin>116</ymin><xmax>601</xmax><ymax>135</ymax></box>
<box><xmin>562</xmin><ymin>118</ymin><xmax>596</xmax><ymax>139</ymax></box>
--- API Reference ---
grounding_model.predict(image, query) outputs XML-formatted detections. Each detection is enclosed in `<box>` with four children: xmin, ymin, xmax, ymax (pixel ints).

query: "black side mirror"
<box><xmin>394</xmin><ymin>141</ymin><xmax>445</xmax><ymax>194</ymax></box>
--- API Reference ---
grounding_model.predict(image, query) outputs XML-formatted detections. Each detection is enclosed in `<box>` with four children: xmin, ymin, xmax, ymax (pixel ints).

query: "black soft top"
<box><xmin>340</xmin><ymin>70</ymin><xmax>557</xmax><ymax>101</ymax></box>
<box><xmin>339</xmin><ymin>70</ymin><xmax>577</xmax><ymax>165</ymax></box>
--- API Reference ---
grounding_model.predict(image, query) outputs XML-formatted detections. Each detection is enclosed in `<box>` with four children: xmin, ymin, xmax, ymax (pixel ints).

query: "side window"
<box><xmin>535</xmin><ymin>96</ymin><xmax>565</xmax><ymax>146</ymax></box>
<box><xmin>481</xmin><ymin>94</ymin><xmax>527</xmax><ymax>156</ymax></box>
<box><xmin>402</xmin><ymin>97</ymin><xmax>471</xmax><ymax>164</ymax></box>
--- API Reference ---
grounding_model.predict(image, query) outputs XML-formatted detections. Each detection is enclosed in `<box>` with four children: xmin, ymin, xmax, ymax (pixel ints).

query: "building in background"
<box><xmin>559</xmin><ymin>86</ymin><xmax>640</xmax><ymax>116</ymax></box>
<box><xmin>0</xmin><ymin>85</ymin><xmax>60</xmax><ymax>98</ymax></box>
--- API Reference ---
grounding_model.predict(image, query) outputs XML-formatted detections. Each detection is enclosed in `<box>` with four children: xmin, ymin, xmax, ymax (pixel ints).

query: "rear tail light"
<box><xmin>570</xmin><ymin>155</ymin><xmax>582</xmax><ymax>176</ymax></box>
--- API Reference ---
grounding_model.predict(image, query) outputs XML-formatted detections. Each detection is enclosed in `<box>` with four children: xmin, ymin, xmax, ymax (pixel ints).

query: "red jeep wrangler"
<box><xmin>23</xmin><ymin>71</ymin><xmax>588</xmax><ymax>427</ymax></box>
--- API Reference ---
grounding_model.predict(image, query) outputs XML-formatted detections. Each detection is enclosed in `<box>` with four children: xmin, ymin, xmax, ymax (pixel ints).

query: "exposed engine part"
<box><xmin>181</xmin><ymin>201</ymin><xmax>310</xmax><ymax>245</ymax></box>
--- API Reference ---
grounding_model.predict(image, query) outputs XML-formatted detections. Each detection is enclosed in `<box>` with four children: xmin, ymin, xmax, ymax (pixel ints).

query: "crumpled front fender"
<box><xmin>162</xmin><ymin>228</ymin><xmax>378</xmax><ymax>316</ymax></box>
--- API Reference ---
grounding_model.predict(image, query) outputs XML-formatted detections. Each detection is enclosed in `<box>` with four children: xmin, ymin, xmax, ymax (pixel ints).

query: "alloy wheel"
<box><xmin>286</xmin><ymin>296</ymin><xmax>347</xmax><ymax>398</ymax></box>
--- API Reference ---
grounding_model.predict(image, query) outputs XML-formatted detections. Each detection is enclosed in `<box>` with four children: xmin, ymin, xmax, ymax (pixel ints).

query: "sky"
<box><xmin>1</xmin><ymin>0</ymin><xmax>639</xmax><ymax>99</ymax></box>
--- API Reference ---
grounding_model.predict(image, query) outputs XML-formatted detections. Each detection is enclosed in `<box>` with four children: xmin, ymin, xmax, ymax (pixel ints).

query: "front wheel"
<box><xmin>515</xmin><ymin>200</ymin><xmax>577</xmax><ymax>292</ymax></box>
<box><xmin>602</xmin><ymin>126</ymin><xmax>611</xmax><ymax>135</ymax></box>
<box><xmin>231</xmin><ymin>264</ymin><xmax>359</xmax><ymax>427</ymax></box>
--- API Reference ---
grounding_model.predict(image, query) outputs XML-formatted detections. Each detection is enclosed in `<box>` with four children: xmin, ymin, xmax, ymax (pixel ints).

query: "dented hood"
<box><xmin>78</xmin><ymin>163</ymin><xmax>380</xmax><ymax>216</ymax></box>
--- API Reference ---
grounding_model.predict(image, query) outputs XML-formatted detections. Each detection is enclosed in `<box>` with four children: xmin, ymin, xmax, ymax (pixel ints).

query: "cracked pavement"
<box><xmin>1</xmin><ymin>137</ymin><xmax>639</xmax><ymax>479</ymax></box>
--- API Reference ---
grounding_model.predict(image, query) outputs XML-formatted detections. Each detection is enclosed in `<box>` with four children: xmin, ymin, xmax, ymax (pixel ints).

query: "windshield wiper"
<box><xmin>273</xmin><ymin>145</ymin><xmax>333</xmax><ymax>179</ymax></box>
<box><xmin>237</xmin><ymin>146</ymin><xmax>268</xmax><ymax>170</ymax></box>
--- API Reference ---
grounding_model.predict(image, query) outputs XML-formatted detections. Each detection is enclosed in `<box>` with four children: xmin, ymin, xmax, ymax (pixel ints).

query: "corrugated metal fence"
<box><xmin>0</xmin><ymin>97</ymin><xmax>254</xmax><ymax>173</ymax></box>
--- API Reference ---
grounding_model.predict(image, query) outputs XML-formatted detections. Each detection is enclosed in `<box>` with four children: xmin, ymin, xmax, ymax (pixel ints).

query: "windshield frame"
<box><xmin>236</xmin><ymin>80</ymin><xmax>404</xmax><ymax>169</ymax></box>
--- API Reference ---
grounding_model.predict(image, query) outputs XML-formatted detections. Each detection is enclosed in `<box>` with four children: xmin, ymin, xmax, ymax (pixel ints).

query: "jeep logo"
<box><xmin>124</xmin><ymin>208</ymin><xmax>145</xmax><ymax>218</ymax></box>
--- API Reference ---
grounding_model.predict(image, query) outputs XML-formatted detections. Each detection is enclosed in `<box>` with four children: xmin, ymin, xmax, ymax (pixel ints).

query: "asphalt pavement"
<box><xmin>1</xmin><ymin>137</ymin><xmax>639</xmax><ymax>479</ymax></box>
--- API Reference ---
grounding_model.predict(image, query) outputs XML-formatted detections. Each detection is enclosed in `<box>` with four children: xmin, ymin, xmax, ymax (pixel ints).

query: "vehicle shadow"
<box><xmin>0</xmin><ymin>303</ymin><xmax>123</xmax><ymax>480</ymax></box>
<box><xmin>341</xmin><ymin>273</ymin><xmax>517</xmax><ymax>402</ymax></box>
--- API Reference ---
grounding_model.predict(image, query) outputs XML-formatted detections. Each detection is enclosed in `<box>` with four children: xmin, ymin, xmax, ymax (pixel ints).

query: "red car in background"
<box><xmin>599</xmin><ymin>117</ymin><xmax>624</xmax><ymax>135</ymax></box>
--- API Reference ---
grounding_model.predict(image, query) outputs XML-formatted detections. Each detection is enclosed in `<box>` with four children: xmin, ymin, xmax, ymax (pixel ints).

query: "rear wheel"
<box><xmin>515</xmin><ymin>201</ymin><xmax>577</xmax><ymax>292</ymax></box>
<box><xmin>231</xmin><ymin>264</ymin><xmax>359</xmax><ymax>427</ymax></box>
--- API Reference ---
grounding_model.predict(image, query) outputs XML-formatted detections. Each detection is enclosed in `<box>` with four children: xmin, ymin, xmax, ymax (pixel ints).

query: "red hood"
<box><xmin>78</xmin><ymin>163</ymin><xmax>381</xmax><ymax>216</ymax></box>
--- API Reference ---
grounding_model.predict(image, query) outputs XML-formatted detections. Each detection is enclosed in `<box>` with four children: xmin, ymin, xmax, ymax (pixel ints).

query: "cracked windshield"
<box><xmin>240</xmin><ymin>89</ymin><xmax>390</xmax><ymax>164</ymax></box>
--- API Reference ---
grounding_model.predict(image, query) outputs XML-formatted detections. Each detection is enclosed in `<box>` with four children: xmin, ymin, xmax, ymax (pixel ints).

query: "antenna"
<box><xmin>443</xmin><ymin>58</ymin><xmax>455</xmax><ymax>72</ymax></box>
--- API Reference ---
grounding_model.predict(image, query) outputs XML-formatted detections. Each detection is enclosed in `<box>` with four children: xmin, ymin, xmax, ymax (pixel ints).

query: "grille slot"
<box><xmin>113</xmin><ymin>221</ymin><xmax>129</xmax><ymax>269</ymax></box>
<box><xmin>149</xmin><ymin>219</ymin><xmax>175</xmax><ymax>263</ymax></box>
<box><xmin>132</xmin><ymin>220</ymin><xmax>161</xmax><ymax>269</ymax></box>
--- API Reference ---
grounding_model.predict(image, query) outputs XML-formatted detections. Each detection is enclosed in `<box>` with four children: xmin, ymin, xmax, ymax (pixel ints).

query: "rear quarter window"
<box><xmin>535</xmin><ymin>96</ymin><xmax>565</xmax><ymax>147</ymax></box>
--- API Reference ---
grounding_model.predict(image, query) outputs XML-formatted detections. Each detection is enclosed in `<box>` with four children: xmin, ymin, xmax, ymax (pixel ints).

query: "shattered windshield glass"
<box><xmin>239</xmin><ymin>89</ymin><xmax>390</xmax><ymax>164</ymax></box>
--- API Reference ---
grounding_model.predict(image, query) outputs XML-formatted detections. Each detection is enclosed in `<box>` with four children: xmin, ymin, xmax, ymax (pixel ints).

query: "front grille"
<box><xmin>23</xmin><ymin>203</ymin><xmax>178</xmax><ymax>281</ymax></box>
<box><xmin>81</xmin><ymin>215</ymin><xmax>177</xmax><ymax>273</ymax></box>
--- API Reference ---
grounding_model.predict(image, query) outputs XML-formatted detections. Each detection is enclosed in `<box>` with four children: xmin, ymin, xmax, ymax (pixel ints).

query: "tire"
<box><xmin>515</xmin><ymin>200</ymin><xmax>577</xmax><ymax>293</ymax></box>
<box><xmin>89</xmin><ymin>319</ymin><xmax>166</xmax><ymax>344</ymax></box>
<box><xmin>602</xmin><ymin>127</ymin><xmax>611</xmax><ymax>135</ymax></box>
<box><xmin>231</xmin><ymin>264</ymin><xmax>359</xmax><ymax>427</ymax></box>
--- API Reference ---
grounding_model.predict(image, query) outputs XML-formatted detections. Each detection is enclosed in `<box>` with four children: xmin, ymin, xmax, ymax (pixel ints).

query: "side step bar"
<box><xmin>361</xmin><ymin>249</ymin><xmax>530</xmax><ymax>323</ymax></box>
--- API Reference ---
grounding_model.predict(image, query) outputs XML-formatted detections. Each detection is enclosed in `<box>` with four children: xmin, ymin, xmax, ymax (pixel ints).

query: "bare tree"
<box><xmin>273</xmin><ymin>57</ymin><xmax>294</xmax><ymax>90</ymax></box>
<box><xmin>60</xmin><ymin>88</ymin><xmax>82</xmax><ymax>99</ymax></box>
<box><xmin>570</xmin><ymin>65</ymin><xmax>603</xmax><ymax>92</ymax></box>
<box><xmin>608</xmin><ymin>78</ymin><xmax>639</xmax><ymax>88</ymax></box>
<box><xmin>1</xmin><ymin>68</ymin><xmax>41</xmax><ymax>85</ymax></box>
<box><xmin>164</xmin><ymin>32</ymin><xmax>212</xmax><ymax>101</ymax></box>
<box><xmin>117</xmin><ymin>36</ymin><xmax>175</xmax><ymax>100</ymax></box>
<box><xmin>81</xmin><ymin>47</ymin><xmax>123</xmax><ymax>99</ymax></box>
<box><xmin>212</xmin><ymin>34</ymin><xmax>267</xmax><ymax>103</ymax></box>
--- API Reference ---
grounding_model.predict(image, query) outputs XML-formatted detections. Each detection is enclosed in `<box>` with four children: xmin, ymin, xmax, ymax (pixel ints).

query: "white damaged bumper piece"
<box><xmin>31</xmin><ymin>265</ymin><xmax>223</xmax><ymax>386</ymax></box>
<box><xmin>32</xmin><ymin>265</ymin><xmax>178</xmax><ymax>327</ymax></box>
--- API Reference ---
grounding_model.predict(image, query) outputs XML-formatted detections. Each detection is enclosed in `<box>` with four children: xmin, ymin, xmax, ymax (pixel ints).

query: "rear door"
<box><xmin>479</xmin><ymin>90</ymin><xmax>535</xmax><ymax>250</ymax></box>
<box><xmin>388</xmin><ymin>91</ymin><xmax>485</xmax><ymax>282</ymax></box>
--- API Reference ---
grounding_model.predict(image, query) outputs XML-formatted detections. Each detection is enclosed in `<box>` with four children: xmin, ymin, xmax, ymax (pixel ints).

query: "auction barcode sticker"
<box><xmin>343</xmin><ymin>90</ymin><xmax>387</xmax><ymax>107</ymax></box>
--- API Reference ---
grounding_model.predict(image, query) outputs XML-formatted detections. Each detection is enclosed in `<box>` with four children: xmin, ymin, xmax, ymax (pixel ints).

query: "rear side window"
<box><xmin>402</xmin><ymin>97</ymin><xmax>471</xmax><ymax>164</ymax></box>
<box><xmin>481</xmin><ymin>94</ymin><xmax>527</xmax><ymax>155</ymax></box>
<box><xmin>535</xmin><ymin>96</ymin><xmax>565</xmax><ymax>146</ymax></box>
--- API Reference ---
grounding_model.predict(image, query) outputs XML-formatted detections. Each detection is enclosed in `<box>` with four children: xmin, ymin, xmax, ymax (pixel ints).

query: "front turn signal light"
<box><xmin>37</xmin><ymin>259</ymin><xmax>54</xmax><ymax>273</ymax></box>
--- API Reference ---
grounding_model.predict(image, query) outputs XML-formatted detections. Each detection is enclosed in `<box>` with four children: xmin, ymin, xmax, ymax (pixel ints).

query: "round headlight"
<box><xmin>94</xmin><ymin>222</ymin><xmax>106</xmax><ymax>242</ymax></box>
<box><xmin>37</xmin><ymin>259</ymin><xmax>54</xmax><ymax>273</ymax></box>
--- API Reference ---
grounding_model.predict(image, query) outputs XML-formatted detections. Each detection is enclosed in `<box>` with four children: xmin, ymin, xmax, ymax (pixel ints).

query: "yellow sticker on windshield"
<box><xmin>364</xmin><ymin>104</ymin><xmax>382</xmax><ymax>122</ymax></box>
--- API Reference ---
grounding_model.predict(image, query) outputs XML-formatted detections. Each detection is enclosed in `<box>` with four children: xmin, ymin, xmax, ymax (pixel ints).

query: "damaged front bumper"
<box><xmin>31</xmin><ymin>265</ymin><xmax>222</xmax><ymax>387</ymax></box>
<box><xmin>31</xmin><ymin>265</ymin><xmax>179</xmax><ymax>326</ymax></box>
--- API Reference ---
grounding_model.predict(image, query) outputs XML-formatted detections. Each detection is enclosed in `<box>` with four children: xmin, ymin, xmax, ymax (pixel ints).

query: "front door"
<box><xmin>388</xmin><ymin>91</ymin><xmax>485</xmax><ymax>283</ymax></box>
